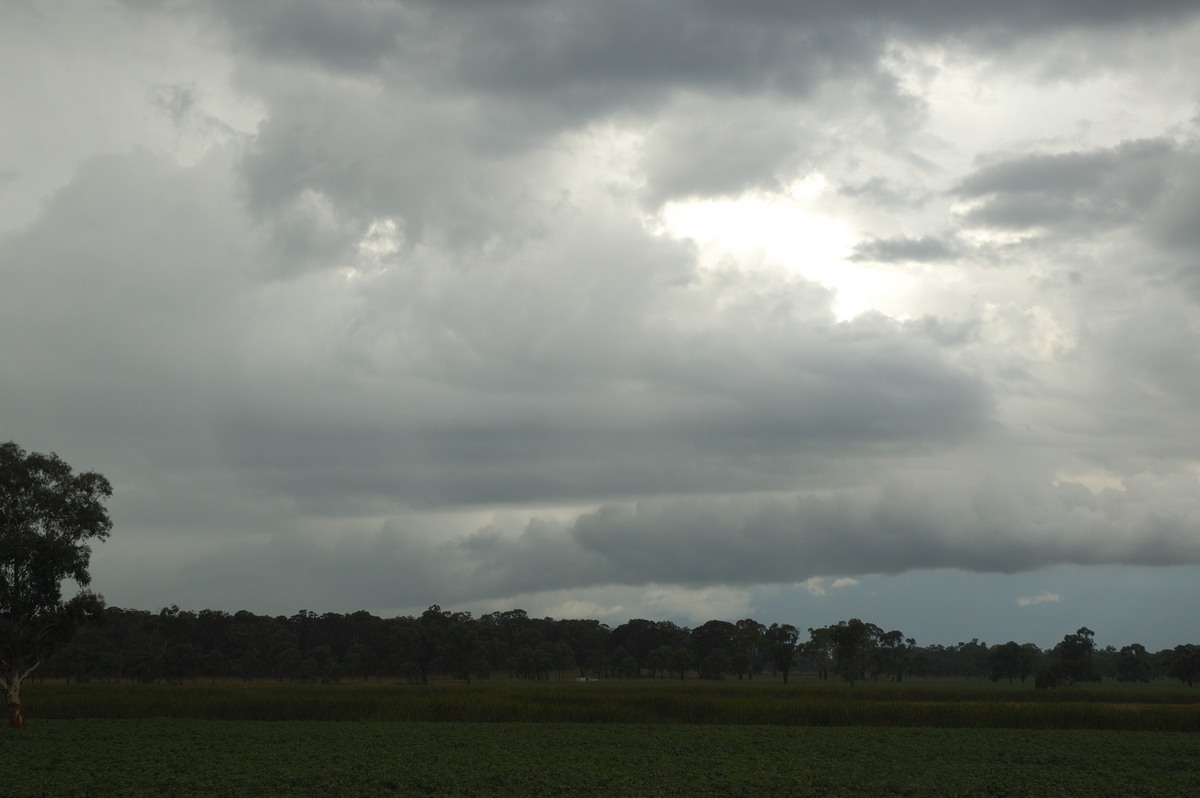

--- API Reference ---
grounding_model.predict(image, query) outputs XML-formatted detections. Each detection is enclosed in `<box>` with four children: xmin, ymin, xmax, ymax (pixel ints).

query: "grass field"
<box><xmin>20</xmin><ymin>678</ymin><xmax>1200</xmax><ymax>730</ymax></box>
<box><xmin>7</xmin><ymin>679</ymin><xmax>1199</xmax><ymax>796</ymax></box>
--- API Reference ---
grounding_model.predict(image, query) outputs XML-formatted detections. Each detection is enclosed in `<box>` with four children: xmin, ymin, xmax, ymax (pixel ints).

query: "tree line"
<box><xmin>37</xmin><ymin>605</ymin><xmax>1200</xmax><ymax>690</ymax></box>
<box><xmin>5</xmin><ymin>440</ymin><xmax>1200</xmax><ymax>729</ymax></box>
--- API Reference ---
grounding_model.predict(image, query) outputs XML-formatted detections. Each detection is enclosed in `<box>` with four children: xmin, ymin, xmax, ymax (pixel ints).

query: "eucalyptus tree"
<box><xmin>1</xmin><ymin>442</ymin><xmax>112</xmax><ymax>728</ymax></box>
<box><xmin>765</xmin><ymin>623</ymin><xmax>800</xmax><ymax>684</ymax></box>
<box><xmin>829</xmin><ymin>619</ymin><xmax>883</xmax><ymax>686</ymax></box>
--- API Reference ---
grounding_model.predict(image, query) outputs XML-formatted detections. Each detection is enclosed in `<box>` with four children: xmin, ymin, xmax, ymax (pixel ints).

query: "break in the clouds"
<box><xmin>3</xmin><ymin>0</ymin><xmax>1200</xmax><ymax>647</ymax></box>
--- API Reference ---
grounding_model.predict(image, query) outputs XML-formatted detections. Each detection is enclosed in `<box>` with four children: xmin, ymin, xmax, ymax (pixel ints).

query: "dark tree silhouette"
<box><xmin>1036</xmin><ymin>627</ymin><xmax>1101</xmax><ymax>689</ymax></box>
<box><xmin>1115</xmin><ymin>643</ymin><xmax>1153</xmax><ymax>683</ymax></box>
<box><xmin>765</xmin><ymin>623</ymin><xmax>800</xmax><ymax>684</ymax></box>
<box><xmin>1</xmin><ymin>442</ymin><xmax>112</xmax><ymax>728</ymax></box>
<box><xmin>1166</xmin><ymin>644</ymin><xmax>1200</xmax><ymax>687</ymax></box>
<box><xmin>830</xmin><ymin>619</ymin><xmax>881</xmax><ymax>686</ymax></box>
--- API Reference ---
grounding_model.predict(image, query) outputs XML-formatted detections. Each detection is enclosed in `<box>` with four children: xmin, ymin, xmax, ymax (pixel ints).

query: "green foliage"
<box><xmin>1037</xmin><ymin>627</ymin><xmax>1101</xmax><ymax>689</ymax></box>
<box><xmin>988</xmin><ymin>641</ymin><xmax>1041</xmax><ymax>684</ymax></box>
<box><xmin>0</xmin><ymin>441</ymin><xmax>112</xmax><ymax>726</ymax></box>
<box><xmin>1165</xmin><ymin>644</ymin><xmax>1200</xmax><ymax>686</ymax></box>
<box><xmin>765</xmin><ymin>623</ymin><xmax>799</xmax><ymax>684</ymax></box>
<box><xmin>829</xmin><ymin>618</ymin><xmax>878</xmax><ymax>685</ymax></box>
<box><xmin>1116</xmin><ymin>643</ymin><xmax>1154</xmax><ymax>683</ymax></box>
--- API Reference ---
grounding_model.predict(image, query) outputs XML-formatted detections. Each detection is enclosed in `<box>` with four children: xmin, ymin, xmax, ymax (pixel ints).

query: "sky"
<box><xmin>4</xmin><ymin>0</ymin><xmax>1200</xmax><ymax>651</ymax></box>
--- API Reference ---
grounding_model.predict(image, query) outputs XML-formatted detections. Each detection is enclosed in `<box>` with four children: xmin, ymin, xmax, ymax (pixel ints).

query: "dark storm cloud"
<box><xmin>215</xmin><ymin>0</ymin><xmax>1200</xmax><ymax>243</ymax></box>
<box><xmin>220</xmin><ymin>0</ymin><xmax>895</xmax><ymax>242</ymax></box>
<box><xmin>563</xmin><ymin>477</ymin><xmax>1200</xmax><ymax>586</ymax></box>
<box><xmin>214</xmin><ymin>0</ymin><xmax>869</xmax><ymax>98</ymax></box>
<box><xmin>695</xmin><ymin>0</ymin><xmax>1199</xmax><ymax>38</ymax></box>
<box><xmin>461</xmin><ymin>467</ymin><xmax>1200</xmax><ymax>599</ymax></box>
<box><xmin>207</xmin><ymin>0</ymin><xmax>1200</xmax><ymax>77</ymax></box>
<box><xmin>208</xmin><ymin>0</ymin><xmax>411</xmax><ymax>72</ymax></box>
<box><xmin>142</xmin><ymin>465</ymin><xmax>1200</xmax><ymax>612</ymax></box>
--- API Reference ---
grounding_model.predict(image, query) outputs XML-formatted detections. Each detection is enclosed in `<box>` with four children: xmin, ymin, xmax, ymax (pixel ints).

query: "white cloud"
<box><xmin>1017</xmin><ymin>592</ymin><xmax>1062</xmax><ymax>607</ymax></box>
<box><xmin>801</xmin><ymin>577</ymin><xmax>861</xmax><ymax>598</ymax></box>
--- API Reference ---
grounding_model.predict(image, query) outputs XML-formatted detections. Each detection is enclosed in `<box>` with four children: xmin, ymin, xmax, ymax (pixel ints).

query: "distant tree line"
<box><xmin>35</xmin><ymin>606</ymin><xmax>1200</xmax><ymax>689</ymax></box>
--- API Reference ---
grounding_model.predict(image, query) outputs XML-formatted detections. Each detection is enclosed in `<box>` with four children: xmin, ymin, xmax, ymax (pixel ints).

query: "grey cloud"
<box><xmin>439</xmin><ymin>2</ymin><xmax>873</xmax><ymax>108</ymax></box>
<box><xmin>236</xmin><ymin>83</ymin><xmax>551</xmax><ymax>252</ymax></box>
<box><xmin>906</xmin><ymin>316</ymin><xmax>980</xmax><ymax>348</ymax></box>
<box><xmin>1090</xmin><ymin>295</ymin><xmax>1200</xmax><ymax>429</ymax></box>
<box><xmin>851</xmin><ymin>234</ymin><xmax>959</xmax><ymax>263</ymax></box>
<box><xmin>696</xmin><ymin>0</ymin><xmax>1199</xmax><ymax>39</ymax></box>
<box><xmin>209</xmin><ymin>0</ymin><xmax>409</xmax><ymax>73</ymax></box>
<box><xmin>957</xmin><ymin>139</ymin><xmax>1174</xmax><ymax>197</ymax></box>
<box><xmin>1146</xmin><ymin>148</ymin><xmax>1200</xmax><ymax>251</ymax></box>
<box><xmin>220</xmin><ymin>0</ymin><xmax>1200</xmax><ymax>234</ymax></box>
<box><xmin>0</xmin><ymin>147</ymin><xmax>990</xmax><ymax>521</ymax></box>
<box><xmin>214</xmin><ymin>0</ymin><xmax>909</xmax><ymax>222</ymax></box>
<box><xmin>947</xmin><ymin>136</ymin><xmax>1200</xmax><ymax>302</ymax></box>
<box><xmin>0</xmin><ymin>149</ymin><xmax>252</xmax><ymax>472</ymax></box>
<box><xmin>198</xmin><ymin>0</ymin><xmax>1200</xmax><ymax>130</ymax></box>
<box><xmin>558</xmin><ymin>469</ymin><xmax>1200</xmax><ymax>588</ymax></box>
<box><xmin>638</xmin><ymin>97</ymin><xmax>811</xmax><ymax>203</ymax></box>
<box><xmin>218</xmin><ymin>0</ymin><xmax>874</xmax><ymax>100</ymax></box>
<box><xmin>207</xmin><ymin>270</ymin><xmax>990</xmax><ymax>511</ymax></box>
<box><xmin>151</xmin><ymin>83</ymin><xmax>199</xmax><ymax>126</ymax></box>
<box><xmin>954</xmin><ymin>139</ymin><xmax>1178</xmax><ymax>232</ymax></box>
<box><xmin>10</xmin><ymin>1</ymin><xmax>1200</xmax><ymax>636</ymax></box>
<box><xmin>837</xmin><ymin>177</ymin><xmax>929</xmax><ymax>209</ymax></box>
<box><xmin>136</xmin><ymin>465</ymin><xmax>1200</xmax><ymax>614</ymax></box>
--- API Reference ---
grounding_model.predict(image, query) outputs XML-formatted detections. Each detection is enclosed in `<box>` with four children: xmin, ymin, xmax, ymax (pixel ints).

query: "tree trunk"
<box><xmin>6</xmin><ymin>670</ymin><xmax>24</xmax><ymax>729</ymax></box>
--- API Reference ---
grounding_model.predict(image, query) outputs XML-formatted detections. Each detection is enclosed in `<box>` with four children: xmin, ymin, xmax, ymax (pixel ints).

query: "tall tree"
<box><xmin>558</xmin><ymin>618</ymin><xmax>610</xmax><ymax>678</ymax></box>
<box><xmin>691</xmin><ymin>620</ymin><xmax>738</xmax><ymax>679</ymax></box>
<box><xmin>733</xmin><ymin>619</ymin><xmax>766</xmax><ymax>680</ymax></box>
<box><xmin>1166</xmin><ymin>644</ymin><xmax>1200</xmax><ymax>687</ymax></box>
<box><xmin>1036</xmin><ymin>627</ymin><xmax>1101</xmax><ymax>689</ymax></box>
<box><xmin>988</xmin><ymin>641</ymin><xmax>1024</xmax><ymax>684</ymax></box>
<box><xmin>1115</xmin><ymin>643</ymin><xmax>1153</xmax><ymax>683</ymax></box>
<box><xmin>765</xmin><ymin>623</ymin><xmax>800</xmax><ymax>684</ymax></box>
<box><xmin>829</xmin><ymin>619</ymin><xmax>881</xmax><ymax>686</ymax></box>
<box><xmin>610</xmin><ymin>619</ymin><xmax>661</xmax><ymax>676</ymax></box>
<box><xmin>875</xmin><ymin>630</ymin><xmax>915</xmax><ymax>683</ymax></box>
<box><xmin>805</xmin><ymin>626</ymin><xmax>835</xmax><ymax>680</ymax></box>
<box><xmin>0</xmin><ymin>442</ymin><xmax>112</xmax><ymax>728</ymax></box>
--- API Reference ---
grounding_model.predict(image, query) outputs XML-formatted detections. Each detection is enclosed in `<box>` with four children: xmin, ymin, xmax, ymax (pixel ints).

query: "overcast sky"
<box><xmin>4</xmin><ymin>0</ymin><xmax>1200</xmax><ymax>650</ymax></box>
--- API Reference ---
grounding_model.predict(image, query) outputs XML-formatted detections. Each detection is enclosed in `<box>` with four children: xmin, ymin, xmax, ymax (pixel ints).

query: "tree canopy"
<box><xmin>1</xmin><ymin>441</ymin><xmax>112</xmax><ymax>728</ymax></box>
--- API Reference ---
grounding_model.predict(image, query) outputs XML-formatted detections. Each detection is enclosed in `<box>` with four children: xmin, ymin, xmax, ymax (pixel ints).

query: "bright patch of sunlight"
<box><xmin>653</xmin><ymin>176</ymin><xmax>899</xmax><ymax>320</ymax></box>
<box><xmin>343</xmin><ymin>217</ymin><xmax>404</xmax><ymax>280</ymax></box>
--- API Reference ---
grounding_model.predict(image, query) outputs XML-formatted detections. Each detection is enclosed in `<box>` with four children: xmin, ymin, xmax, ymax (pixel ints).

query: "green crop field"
<box><xmin>6</xmin><ymin>680</ymin><xmax>1199</xmax><ymax>796</ymax></box>
<box><xmin>7</xmin><ymin>719</ymin><xmax>1199</xmax><ymax>797</ymax></box>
